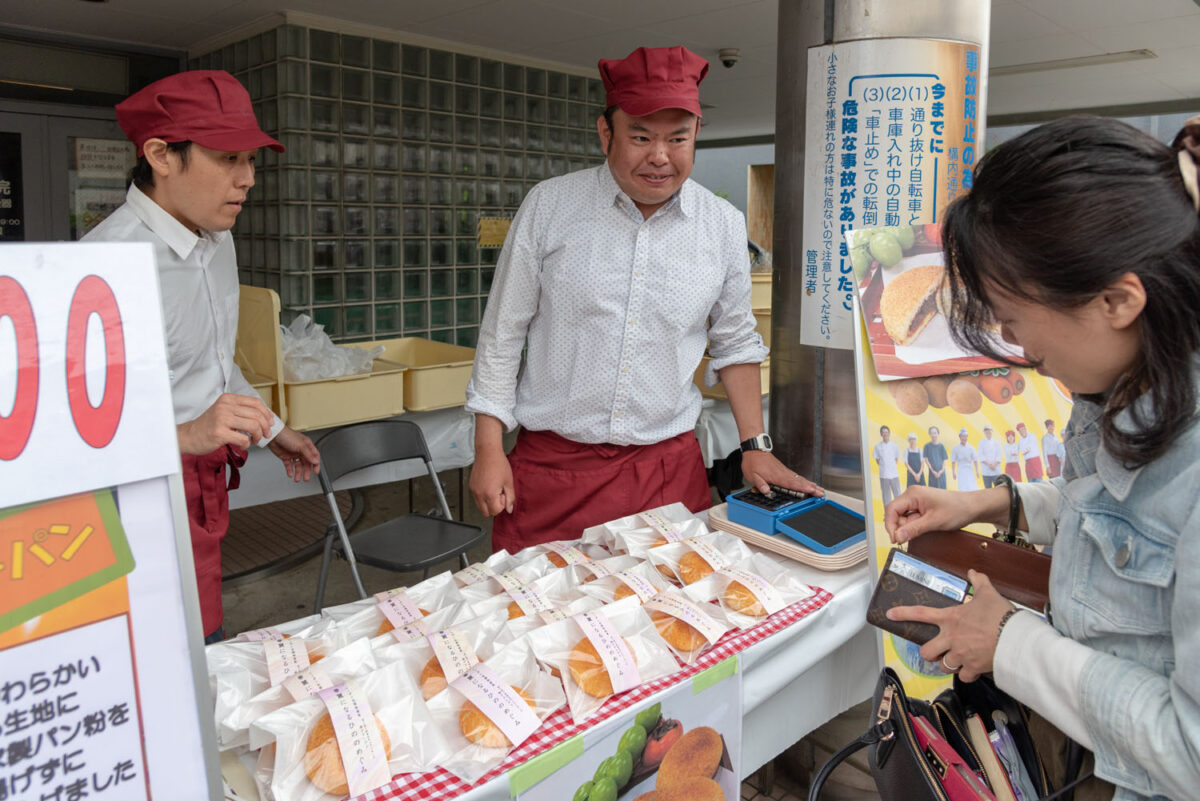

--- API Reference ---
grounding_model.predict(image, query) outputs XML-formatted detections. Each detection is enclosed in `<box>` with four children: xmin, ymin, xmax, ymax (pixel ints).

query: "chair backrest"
<box><xmin>315</xmin><ymin>419</ymin><xmax>434</xmax><ymax>491</ymax></box>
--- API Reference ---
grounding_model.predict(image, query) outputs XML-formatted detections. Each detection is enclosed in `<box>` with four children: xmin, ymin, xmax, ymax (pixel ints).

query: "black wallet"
<box><xmin>866</xmin><ymin>549</ymin><xmax>963</xmax><ymax>646</ymax></box>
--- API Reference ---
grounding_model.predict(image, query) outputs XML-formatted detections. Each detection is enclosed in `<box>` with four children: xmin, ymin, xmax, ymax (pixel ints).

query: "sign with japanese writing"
<box><xmin>0</xmin><ymin>243</ymin><xmax>218</xmax><ymax>800</ymax></box>
<box><xmin>74</xmin><ymin>139</ymin><xmax>135</xmax><ymax>181</ymax></box>
<box><xmin>800</xmin><ymin>38</ymin><xmax>985</xmax><ymax>350</ymax></box>
<box><xmin>0</xmin><ymin>132</ymin><xmax>25</xmax><ymax>242</ymax></box>
<box><xmin>477</xmin><ymin>217</ymin><xmax>512</xmax><ymax>248</ymax></box>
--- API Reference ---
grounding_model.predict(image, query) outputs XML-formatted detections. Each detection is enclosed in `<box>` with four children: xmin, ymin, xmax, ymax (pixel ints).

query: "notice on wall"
<box><xmin>800</xmin><ymin>38</ymin><xmax>985</xmax><ymax>350</ymax></box>
<box><xmin>0</xmin><ymin>131</ymin><xmax>25</xmax><ymax>241</ymax></box>
<box><xmin>0</xmin><ymin>243</ymin><xmax>219</xmax><ymax>800</ymax></box>
<box><xmin>478</xmin><ymin>217</ymin><xmax>512</xmax><ymax>248</ymax></box>
<box><xmin>75</xmin><ymin>138</ymin><xmax>136</xmax><ymax>181</ymax></box>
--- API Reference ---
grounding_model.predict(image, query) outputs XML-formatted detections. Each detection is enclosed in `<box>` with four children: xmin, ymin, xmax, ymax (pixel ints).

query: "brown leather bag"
<box><xmin>907</xmin><ymin>528</ymin><xmax>1051</xmax><ymax>612</ymax></box>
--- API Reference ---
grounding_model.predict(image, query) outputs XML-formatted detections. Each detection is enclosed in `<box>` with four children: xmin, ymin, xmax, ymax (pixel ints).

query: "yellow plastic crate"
<box><xmin>284</xmin><ymin>357</ymin><xmax>407</xmax><ymax>431</ymax></box>
<box><xmin>693</xmin><ymin>357</ymin><xmax>770</xmax><ymax>399</ymax></box>
<box><xmin>235</xmin><ymin>285</ymin><xmax>287</xmax><ymax>421</ymax></box>
<box><xmin>750</xmin><ymin>273</ymin><xmax>771</xmax><ymax>311</ymax></box>
<box><xmin>364</xmin><ymin>338</ymin><xmax>476</xmax><ymax>411</ymax></box>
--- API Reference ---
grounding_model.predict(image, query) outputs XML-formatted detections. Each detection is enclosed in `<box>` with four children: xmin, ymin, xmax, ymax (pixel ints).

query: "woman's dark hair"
<box><xmin>127</xmin><ymin>140</ymin><xmax>192</xmax><ymax>190</ymax></box>
<box><xmin>941</xmin><ymin>115</ymin><xmax>1200</xmax><ymax>468</ymax></box>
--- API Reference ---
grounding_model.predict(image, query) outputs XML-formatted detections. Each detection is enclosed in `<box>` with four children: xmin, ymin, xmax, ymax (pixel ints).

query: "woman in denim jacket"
<box><xmin>885</xmin><ymin>115</ymin><xmax>1200</xmax><ymax>801</ymax></box>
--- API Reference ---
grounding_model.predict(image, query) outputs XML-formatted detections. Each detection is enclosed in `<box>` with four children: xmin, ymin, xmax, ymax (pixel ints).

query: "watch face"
<box><xmin>762</xmin><ymin>434</ymin><xmax>773</xmax><ymax>451</ymax></box>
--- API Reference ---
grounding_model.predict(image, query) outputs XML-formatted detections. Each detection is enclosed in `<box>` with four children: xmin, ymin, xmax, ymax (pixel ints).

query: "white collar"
<box><xmin>124</xmin><ymin>183</ymin><xmax>225</xmax><ymax>261</ymax></box>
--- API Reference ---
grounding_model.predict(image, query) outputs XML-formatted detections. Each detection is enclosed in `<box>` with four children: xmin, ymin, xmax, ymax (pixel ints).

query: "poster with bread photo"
<box><xmin>848</xmin><ymin>224</ymin><xmax>1021</xmax><ymax>380</ymax></box>
<box><xmin>517</xmin><ymin>664</ymin><xmax>741</xmax><ymax>801</ymax></box>
<box><xmin>853</xmin><ymin>316</ymin><xmax>1074</xmax><ymax>698</ymax></box>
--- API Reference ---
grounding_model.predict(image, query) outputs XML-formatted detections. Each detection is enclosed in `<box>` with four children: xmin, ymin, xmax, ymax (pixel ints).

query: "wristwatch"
<box><xmin>740</xmin><ymin>433</ymin><xmax>773</xmax><ymax>453</ymax></box>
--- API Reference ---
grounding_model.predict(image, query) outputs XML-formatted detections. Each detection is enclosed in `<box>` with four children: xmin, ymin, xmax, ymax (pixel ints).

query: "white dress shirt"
<box><xmin>977</xmin><ymin>436</ymin><xmax>1003</xmax><ymax>476</ymax></box>
<box><xmin>1019</xmin><ymin>432</ymin><xmax>1042</xmax><ymax>459</ymax></box>
<box><xmin>84</xmin><ymin>184</ymin><xmax>283</xmax><ymax>443</ymax></box>
<box><xmin>872</xmin><ymin>440</ymin><xmax>901</xmax><ymax>479</ymax></box>
<box><xmin>466</xmin><ymin>165</ymin><xmax>767</xmax><ymax>446</ymax></box>
<box><xmin>1043</xmin><ymin>432</ymin><xmax>1065</xmax><ymax>461</ymax></box>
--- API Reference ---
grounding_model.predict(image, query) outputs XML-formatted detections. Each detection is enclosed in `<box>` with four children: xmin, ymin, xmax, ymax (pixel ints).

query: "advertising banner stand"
<box><xmin>1</xmin><ymin>242</ymin><xmax>221</xmax><ymax>800</ymax></box>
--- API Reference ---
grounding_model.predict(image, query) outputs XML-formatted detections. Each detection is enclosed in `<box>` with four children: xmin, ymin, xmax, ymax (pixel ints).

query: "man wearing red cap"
<box><xmin>84</xmin><ymin>70</ymin><xmax>320</xmax><ymax>642</ymax></box>
<box><xmin>466</xmin><ymin>46</ymin><xmax>820</xmax><ymax>552</ymax></box>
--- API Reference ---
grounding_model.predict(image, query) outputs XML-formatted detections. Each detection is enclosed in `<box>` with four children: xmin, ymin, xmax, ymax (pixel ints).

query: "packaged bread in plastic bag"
<box><xmin>570</xmin><ymin>553</ymin><xmax>640</xmax><ymax>587</ymax></box>
<box><xmin>251</xmin><ymin>659</ymin><xmax>449</xmax><ymax>801</ymax></box>
<box><xmin>320</xmin><ymin>570</ymin><xmax>463</xmax><ymax>624</ymax></box>
<box><xmin>527</xmin><ymin>597</ymin><xmax>679</xmax><ymax>722</ymax></box>
<box><xmin>492</xmin><ymin>595</ymin><xmax>604</xmax><ymax>652</ymax></box>
<box><xmin>577</xmin><ymin>560</ymin><xmax>674</xmax><ymax>605</ymax></box>
<box><xmin>371</xmin><ymin>606</ymin><xmax>510</xmax><ymax>702</ymax></box>
<box><xmin>512</xmin><ymin>539</ymin><xmax>608</xmax><ymax>569</ymax></box>
<box><xmin>707</xmin><ymin>552</ymin><xmax>816</xmax><ymax>628</ymax></box>
<box><xmin>646</xmin><ymin>531</ymin><xmax>753</xmax><ymax>590</ymax></box>
<box><xmin>580</xmin><ymin>502</ymin><xmax>696</xmax><ymax>553</ymax></box>
<box><xmin>642</xmin><ymin>589</ymin><xmax>733</xmax><ymax>665</ymax></box>
<box><xmin>453</xmin><ymin>549</ymin><xmax>517</xmax><ymax>587</ymax></box>
<box><xmin>491</xmin><ymin>565</ymin><xmax>587</xmax><ymax>621</ymax></box>
<box><xmin>459</xmin><ymin>554</ymin><xmax>556</xmax><ymax>605</ymax></box>
<box><xmin>207</xmin><ymin>619</ymin><xmax>343</xmax><ymax>751</ymax></box>
<box><xmin>230</xmin><ymin>613</ymin><xmax>322</xmax><ymax>643</ymax></box>
<box><xmin>222</xmin><ymin>637</ymin><xmax>378</xmax><ymax>751</ymax></box>
<box><xmin>424</xmin><ymin>639</ymin><xmax>565</xmax><ymax>783</ymax></box>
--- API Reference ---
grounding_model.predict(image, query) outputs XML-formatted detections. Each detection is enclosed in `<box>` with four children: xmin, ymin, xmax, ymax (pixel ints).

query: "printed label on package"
<box><xmin>640</xmin><ymin>511</ymin><xmax>685</xmax><ymax>542</ymax></box>
<box><xmin>377</xmin><ymin>591</ymin><xmax>424</xmax><ymax>629</ymax></box>
<box><xmin>573</xmin><ymin>611</ymin><xmax>640</xmax><ymax>693</ymax></box>
<box><xmin>237</xmin><ymin>626</ymin><xmax>285</xmax><ymax>642</ymax></box>
<box><xmin>316</xmin><ymin>683</ymin><xmax>390</xmax><ymax>796</ymax></box>
<box><xmin>579</xmin><ymin>560</ymin><xmax>616</xmax><ymax>580</ymax></box>
<box><xmin>389</xmin><ymin>619</ymin><xmax>430</xmax><ymax>643</ymax></box>
<box><xmin>645</xmin><ymin>594</ymin><xmax>727</xmax><ymax>646</ymax></box>
<box><xmin>544</xmin><ymin>542</ymin><xmax>591</xmax><ymax>565</ymax></box>
<box><xmin>539</xmin><ymin>607</ymin><xmax>571</xmax><ymax>624</ymax></box>
<box><xmin>263</xmin><ymin>638</ymin><xmax>312</xmax><ymax>686</ymax></box>
<box><xmin>428</xmin><ymin>627</ymin><xmax>479</xmax><ymax>683</ymax></box>
<box><xmin>494</xmin><ymin>570</ymin><xmax>527</xmax><ymax>596</ymax></box>
<box><xmin>613</xmin><ymin>570</ymin><xmax>659</xmax><ymax>603</ymax></box>
<box><xmin>450</xmin><ymin>663</ymin><xmax>540</xmax><ymax>748</ymax></box>
<box><xmin>718</xmin><ymin>568</ymin><xmax>787</xmax><ymax>615</ymax></box>
<box><xmin>282</xmin><ymin>662</ymin><xmax>335</xmax><ymax>702</ymax></box>
<box><xmin>455</xmin><ymin>562</ymin><xmax>496</xmax><ymax>586</ymax></box>
<box><xmin>686</xmin><ymin>539</ymin><xmax>731</xmax><ymax>571</ymax></box>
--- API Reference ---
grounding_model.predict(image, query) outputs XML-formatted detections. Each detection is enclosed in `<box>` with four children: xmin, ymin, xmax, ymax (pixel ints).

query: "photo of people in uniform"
<box><xmin>922</xmin><ymin>426</ymin><xmax>948</xmax><ymax>489</ymax></box>
<box><xmin>950</xmin><ymin>427</ymin><xmax>979</xmax><ymax>491</ymax></box>
<box><xmin>904</xmin><ymin>433</ymin><xmax>924</xmax><ymax>487</ymax></box>
<box><xmin>1043</xmin><ymin>419</ymin><xmax>1066</xmax><ymax>478</ymax></box>
<box><xmin>872</xmin><ymin>425</ymin><xmax>903</xmax><ymax>506</ymax></box>
<box><xmin>977</xmin><ymin>424</ymin><xmax>1003</xmax><ymax>488</ymax></box>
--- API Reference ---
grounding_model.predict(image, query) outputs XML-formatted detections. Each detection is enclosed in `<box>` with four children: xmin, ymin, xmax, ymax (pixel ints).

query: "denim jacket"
<box><xmin>1047</xmin><ymin>391</ymin><xmax>1200</xmax><ymax>801</ymax></box>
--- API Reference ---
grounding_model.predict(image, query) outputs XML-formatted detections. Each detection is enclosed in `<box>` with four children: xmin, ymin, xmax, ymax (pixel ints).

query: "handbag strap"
<box><xmin>807</xmin><ymin>720</ymin><xmax>893</xmax><ymax>801</ymax></box>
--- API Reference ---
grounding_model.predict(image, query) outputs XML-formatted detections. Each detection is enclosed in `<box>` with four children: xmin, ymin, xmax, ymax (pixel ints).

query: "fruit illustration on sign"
<box><xmin>641</xmin><ymin>717</ymin><xmax>683</xmax><ymax>769</ymax></box>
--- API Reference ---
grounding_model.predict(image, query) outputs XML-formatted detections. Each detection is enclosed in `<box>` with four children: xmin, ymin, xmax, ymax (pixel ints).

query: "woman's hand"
<box><xmin>884</xmin><ymin>485</ymin><xmax>1009</xmax><ymax>543</ymax></box>
<box><xmin>886</xmin><ymin>570</ymin><xmax>1014</xmax><ymax>682</ymax></box>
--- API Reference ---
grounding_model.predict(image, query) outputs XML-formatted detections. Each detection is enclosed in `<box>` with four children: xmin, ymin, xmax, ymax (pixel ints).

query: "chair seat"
<box><xmin>345</xmin><ymin>514</ymin><xmax>486</xmax><ymax>573</ymax></box>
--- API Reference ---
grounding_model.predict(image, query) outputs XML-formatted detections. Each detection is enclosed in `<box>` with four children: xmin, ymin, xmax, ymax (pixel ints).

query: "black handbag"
<box><xmin>807</xmin><ymin>668</ymin><xmax>1091</xmax><ymax>801</ymax></box>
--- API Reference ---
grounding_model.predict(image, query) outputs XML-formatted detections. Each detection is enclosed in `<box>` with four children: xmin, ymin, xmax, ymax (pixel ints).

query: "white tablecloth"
<box><xmin>230</xmin><ymin>406</ymin><xmax>475</xmax><ymax>509</ymax></box>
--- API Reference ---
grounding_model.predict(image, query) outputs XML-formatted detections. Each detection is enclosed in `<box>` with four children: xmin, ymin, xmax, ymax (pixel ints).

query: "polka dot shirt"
<box><xmin>465</xmin><ymin>164</ymin><xmax>767</xmax><ymax>446</ymax></box>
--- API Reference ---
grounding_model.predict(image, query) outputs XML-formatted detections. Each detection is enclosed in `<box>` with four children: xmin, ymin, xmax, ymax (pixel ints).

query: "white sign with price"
<box><xmin>0</xmin><ymin>242</ymin><xmax>219</xmax><ymax>801</ymax></box>
<box><xmin>0</xmin><ymin>243</ymin><xmax>178</xmax><ymax>508</ymax></box>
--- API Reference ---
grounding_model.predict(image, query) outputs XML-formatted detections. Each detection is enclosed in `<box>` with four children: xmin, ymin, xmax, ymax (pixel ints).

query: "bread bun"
<box><xmin>880</xmin><ymin>264</ymin><xmax>945</xmax><ymax>345</ymax></box>
<box><xmin>946</xmin><ymin>377</ymin><xmax>983</xmax><ymax>414</ymax></box>
<box><xmin>656</xmin><ymin>727</ymin><xmax>723</xmax><ymax>791</ymax></box>
<box><xmin>634</xmin><ymin>793</ymin><xmax>658</xmax><ymax>801</ymax></box>
<box><xmin>506</xmin><ymin>600</ymin><xmax>526</xmax><ymax>620</ymax></box>
<box><xmin>678</xmin><ymin>551</ymin><xmax>715</xmax><ymax>585</ymax></box>
<box><xmin>304</xmin><ymin>712</ymin><xmax>392</xmax><ymax>795</ymax></box>
<box><xmin>419</xmin><ymin>656</ymin><xmax>447</xmax><ymax>701</ymax></box>
<box><xmin>656</xmin><ymin>563</ymin><xmax>679</xmax><ymax>582</ymax></box>
<box><xmin>724</xmin><ymin>581</ymin><xmax>767</xmax><ymax>617</ymax></box>
<box><xmin>459</xmin><ymin>686</ymin><xmax>535</xmax><ymax>748</ymax></box>
<box><xmin>923</xmin><ymin>375</ymin><xmax>950</xmax><ymax>408</ymax></box>
<box><xmin>377</xmin><ymin>608</ymin><xmax>430</xmax><ymax>636</ymax></box>
<box><xmin>568</xmin><ymin>636</ymin><xmax>637</xmax><ymax>697</ymax></box>
<box><xmin>613</xmin><ymin>583</ymin><xmax>637</xmax><ymax>602</ymax></box>
<box><xmin>650</xmin><ymin>537</ymin><xmax>669</xmax><ymax>548</ymax></box>
<box><xmin>650</xmin><ymin>610</ymin><xmax>707</xmax><ymax>651</ymax></box>
<box><xmin>889</xmin><ymin>379</ymin><xmax>929</xmax><ymax>416</ymax></box>
<box><xmin>657</xmin><ymin>777</ymin><xmax>724</xmax><ymax>801</ymax></box>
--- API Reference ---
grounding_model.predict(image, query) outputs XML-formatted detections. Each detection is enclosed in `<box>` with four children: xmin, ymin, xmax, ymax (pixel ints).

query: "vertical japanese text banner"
<box><xmin>800</xmin><ymin>38</ymin><xmax>984</xmax><ymax>350</ymax></box>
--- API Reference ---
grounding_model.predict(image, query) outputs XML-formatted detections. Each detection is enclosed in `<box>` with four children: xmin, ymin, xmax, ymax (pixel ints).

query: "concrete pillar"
<box><xmin>769</xmin><ymin>0</ymin><xmax>990</xmax><ymax>493</ymax></box>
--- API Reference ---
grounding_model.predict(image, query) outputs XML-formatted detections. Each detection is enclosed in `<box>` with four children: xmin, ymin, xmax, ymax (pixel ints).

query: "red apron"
<box><xmin>181</xmin><ymin>444</ymin><xmax>246</xmax><ymax>636</ymax></box>
<box><xmin>491</xmin><ymin>429</ymin><xmax>712</xmax><ymax>554</ymax></box>
<box><xmin>1024</xmin><ymin>455</ymin><xmax>1044</xmax><ymax>480</ymax></box>
<box><xmin>1046</xmin><ymin>454</ymin><xmax>1062</xmax><ymax>478</ymax></box>
<box><xmin>1004</xmin><ymin>462</ymin><xmax>1023</xmax><ymax>482</ymax></box>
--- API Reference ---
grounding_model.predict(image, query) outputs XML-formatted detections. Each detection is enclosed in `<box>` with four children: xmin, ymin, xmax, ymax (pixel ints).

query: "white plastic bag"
<box><xmin>424</xmin><ymin>639</ymin><xmax>565</xmax><ymax>783</ymax></box>
<box><xmin>512</xmin><ymin>539</ymin><xmax>609</xmax><ymax>569</ymax></box>
<box><xmin>281</xmin><ymin>313</ymin><xmax>384</xmax><ymax>382</ymax></box>
<box><xmin>231</xmin><ymin>638</ymin><xmax>379</xmax><ymax>751</ymax></box>
<box><xmin>642</xmin><ymin>589</ymin><xmax>733</xmax><ymax>666</ymax></box>
<box><xmin>582</xmin><ymin>502</ymin><xmax>697</xmax><ymax>553</ymax></box>
<box><xmin>646</xmin><ymin>531</ymin><xmax>753</xmax><ymax>592</ymax></box>
<box><xmin>703</xmin><ymin>551</ymin><xmax>816</xmax><ymax>629</ymax></box>
<box><xmin>577</xmin><ymin>560</ymin><xmax>674</xmax><ymax>605</ymax></box>
<box><xmin>453</xmin><ymin>549</ymin><xmax>518</xmax><ymax>587</ymax></box>
<box><xmin>320</xmin><ymin>571</ymin><xmax>464</xmax><ymax>630</ymax></box>
<box><xmin>492</xmin><ymin>595</ymin><xmax>604</xmax><ymax>653</ymax></box>
<box><xmin>251</xmin><ymin>660</ymin><xmax>450</xmax><ymax>801</ymax></box>
<box><xmin>526</xmin><ymin>597</ymin><xmax>680</xmax><ymax>722</ymax></box>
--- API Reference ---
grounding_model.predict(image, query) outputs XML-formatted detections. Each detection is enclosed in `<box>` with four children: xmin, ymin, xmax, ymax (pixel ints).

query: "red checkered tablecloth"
<box><xmin>358</xmin><ymin>586</ymin><xmax>833</xmax><ymax>801</ymax></box>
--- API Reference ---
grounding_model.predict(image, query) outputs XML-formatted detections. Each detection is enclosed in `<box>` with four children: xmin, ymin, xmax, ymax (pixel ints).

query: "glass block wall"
<box><xmin>189</xmin><ymin>24</ymin><xmax>607</xmax><ymax>346</ymax></box>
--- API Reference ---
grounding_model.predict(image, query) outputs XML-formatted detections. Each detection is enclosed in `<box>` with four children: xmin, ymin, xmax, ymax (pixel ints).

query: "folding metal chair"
<box><xmin>312</xmin><ymin>419</ymin><xmax>486</xmax><ymax>611</ymax></box>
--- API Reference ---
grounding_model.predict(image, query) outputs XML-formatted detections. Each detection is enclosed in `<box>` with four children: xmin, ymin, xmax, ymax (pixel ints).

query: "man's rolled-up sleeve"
<box><xmin>704</xmin><ymin>208</ymin><xmax>768</xmax><ymax>386</ymax></box>
<box><xmin>464</xmin><ymin>186</ymin><xmax>544</xmax><ymax>430</ymax></box>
